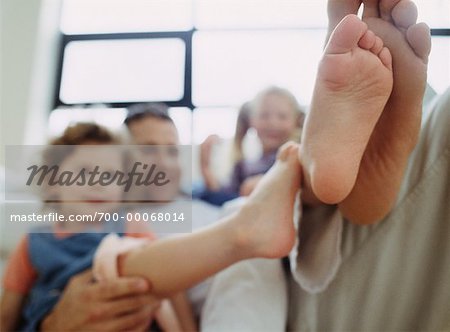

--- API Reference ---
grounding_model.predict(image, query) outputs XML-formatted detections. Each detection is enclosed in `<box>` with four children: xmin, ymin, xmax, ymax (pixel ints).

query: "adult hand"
<box><xmin>41</xmin><ymin>269</ymin><xmax>160</xmax><ymax>332</ymax></box>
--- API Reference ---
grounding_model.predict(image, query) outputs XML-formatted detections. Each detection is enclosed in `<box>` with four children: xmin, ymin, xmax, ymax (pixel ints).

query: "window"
<box><xmin>60</xmin><ymin>38</ymin><xmax>185</xmax><ymax>104</ymax></box>
<box><xmin>192</xmin><ymin>30</ymin><xmax>326</xmax><ymax>107</ymax></box>
<box><xmin>416</xmin><ymin>0</ymin><xmax>450</xmax><ymax>28</ymax></box>
<box><xmin>52</xmin><ymin>0</ymin><xmax>450</xmax><ymax>143</ymax></box>
<box><xmin>192</xmin><ymin>107</ymin><xmax>239</xmax><ymax>143</ymax></box>
<box><xmin>429</xmin><ymin>37</ymin><xmax>450</xmax><ymax>94</ymax></box>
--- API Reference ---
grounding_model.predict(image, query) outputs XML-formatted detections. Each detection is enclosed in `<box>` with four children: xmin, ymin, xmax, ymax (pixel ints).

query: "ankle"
<box><xmin>228</xmin><ymin>204</ymin><xmax>261</xmax><ymax>260</ymax></box>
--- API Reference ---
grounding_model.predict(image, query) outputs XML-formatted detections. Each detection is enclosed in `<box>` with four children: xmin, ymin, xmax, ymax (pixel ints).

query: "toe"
<box><xmin>391</xmin><ymin>0</ymin><xmax>418</xmax><ymax>30</ymax></box>
<box><xmin>370</xmin><ymin>36</ymin><xmax>384</xmax><ymax>55</ymax></box>
<box><xmin>379</xmin><ymin>47</ymin><xmax>393</xmax><ymax>70</ymax></box>
<box><xmin>378</xmin><ymin>0</ymin><xmax>402</xmax><ymax>22</ymax></box>
<box><xmin>358</xmin><ymin>30</ymin><xmax>377</xmax><ymax>50</ymax></box>
<box><xmin>406</xmin><ymin>22</ymin><xmax>431</xmax><ymax>62</ymax></box>
<box><xmin>286</xmin><ymin>143</ymin><xmax>300</xmax><ymax>163</ymax></box>
<box><xmin>326</xmin><ymin>15</ymin><xmax>368</xmax><ymax>54</ymax></box>
<box><xmin>326</xmin><ymin>0</ymin><xmax>362</xmax><ymax>45</ymax></box>
<box><xmin>328</xmin><ymin>0</ymin><xmax>362</xmax><ymax>25</ymax></box>
<box><xmin>277</xmin><ymin>141</ymin><xmax>296</xmax><ymax>161</ymax></box>
<box><xmin>362</xmin><ymin>0</ymin><xmax>381</xmax><ymax>19</ymax></box>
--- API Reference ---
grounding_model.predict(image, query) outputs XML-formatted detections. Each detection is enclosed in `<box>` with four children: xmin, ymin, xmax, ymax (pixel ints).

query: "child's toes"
<box><xmin>370</xmin><ymin>36</ymin><xmax>384</xmax><ymax>55</ymax></box>
<box><xmin>277</xmin><ymin>141</ymin><xmax>297</xmax><ymax>161</ymax></box>
<box><xmin>358</xmin><ymin>30</ymin><xmax>376</xmax><ymax>50</ymax></box>
<box><xmin>379</xmin><ymin>47</ymin><xmax>393</xmax><ymax>69</ymax></box>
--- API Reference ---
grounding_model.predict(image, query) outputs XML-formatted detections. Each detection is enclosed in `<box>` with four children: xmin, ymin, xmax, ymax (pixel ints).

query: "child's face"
<box><xmin>251</xmin><ymin>94</ymin><xmax>298</xmax><ymax>152</ymax></box>
<box><xmin>55</xmin><ymin>146</ymin><xmax>124</xmax><ymax>216</ymax></box>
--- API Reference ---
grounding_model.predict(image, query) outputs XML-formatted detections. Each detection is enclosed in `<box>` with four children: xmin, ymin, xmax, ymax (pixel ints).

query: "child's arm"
<box><xmin>0</xmin><ymin>290</ymin><xmax>26</xmax><ymax>331</ymax></box>
<box><xmin>170</xmin><ymin>292</ymin><xmax>197</xmax><ymax>331</ymax></box>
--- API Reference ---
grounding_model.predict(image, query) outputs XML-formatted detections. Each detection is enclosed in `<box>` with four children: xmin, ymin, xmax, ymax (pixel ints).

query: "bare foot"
<box><xmin>300</xmin><ymin>14</ymin><xmax>393</xmax><ymax>204</ymax></box>
<box><xmin>237</xmin><ymin>141</ymin><xmax>301</xmax><ymax>258</ymax></box>
<box><xmin>326</xmin><ymin>0</ymin><xmax>431</xmax><ymax>223</ymax></box>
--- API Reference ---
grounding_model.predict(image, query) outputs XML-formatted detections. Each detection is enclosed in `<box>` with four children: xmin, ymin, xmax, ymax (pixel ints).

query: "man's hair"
<box><xmin>124</xmin><ymin>103</ymin><xmax>174</xmax><ymax>126</ymax></box>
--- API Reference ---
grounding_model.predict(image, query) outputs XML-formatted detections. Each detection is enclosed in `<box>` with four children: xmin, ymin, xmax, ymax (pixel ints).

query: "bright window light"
<box><xmin>415</xmin><ymin>0</ymin><xmax>450</xmax><ymax>28</ymax></box>
<box><xmin>61</xmin><ymin>0</ymin><xmax>193</xmax><ymax>34</ymax></box>
<box><xmin>60</xmin><ymin>0</ymin><xmax>450</xmax><ymax>33</ymax></box>
<box><xmin>193</xmin><ymin>30</ymin><xmax>327</xmax><ymax>107</ymax></box>
<box><xmin>428</xmin><ymin>37</ymin><xmax>450</xmax><ymax>95</ymax></box>
<box><xmin>60</xmin><ymin>38</ymin><xmax>185</xmax><ymax>104</ymax></box>
<box><xmin>192</xmin><ymin>108</ymin><xmax>239</xmax><ymax>144</ymax></box>
<box><xmin>194</xmin><ymin>0</ymin><xmax>328</xmax><ymax>29</ymax></box>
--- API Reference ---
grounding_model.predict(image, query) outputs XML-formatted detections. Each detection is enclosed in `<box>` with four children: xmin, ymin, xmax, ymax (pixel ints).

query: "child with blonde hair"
<box><xmin>200</xmin><ymin>86</ymin><xmax>305</xmax><ymax>205</ymax></box>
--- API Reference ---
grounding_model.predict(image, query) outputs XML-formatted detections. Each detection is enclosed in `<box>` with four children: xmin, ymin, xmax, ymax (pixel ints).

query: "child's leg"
<box><xmin>321</xmin><ymin>0</ymin><xmax>431</xmax><ymax>223</ymax></box>
<box><xmin>106</xmin><ymin>142</ymin><xmax>301</xmax><ymax>297</ymax></box>
<box><xmin>300</xmin><ymin>14</ymin><xmax>393</xmax><ymax>205</ymax></box>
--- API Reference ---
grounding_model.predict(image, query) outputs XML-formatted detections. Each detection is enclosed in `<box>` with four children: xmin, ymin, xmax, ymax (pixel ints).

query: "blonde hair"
<box><xmin>250</xmin><ymin>86</ymin><xmax>306</xmax><ymax>141</ymax></box>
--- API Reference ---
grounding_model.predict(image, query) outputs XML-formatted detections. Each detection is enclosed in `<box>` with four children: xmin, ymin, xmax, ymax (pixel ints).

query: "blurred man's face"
<box><xmin>127</xmin><ymin>117</ymin><xmax>182</xmax><ymax>201</ymax></box>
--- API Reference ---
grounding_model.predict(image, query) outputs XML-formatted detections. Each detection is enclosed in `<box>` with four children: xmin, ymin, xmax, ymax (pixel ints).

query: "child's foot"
<box><xmin>236</xmin><ymin>142</ymin><xmax>301</xmax><ymax>258</ymax></box>
<box><xmin>300</xmin><ymin>14</ymin><xmax>393</xmax><ymax>204</ymax></box>
<box><xmin>326</xmin><ymin>0</ymin><xmax>431</xmax><ymax>222</ymax></box>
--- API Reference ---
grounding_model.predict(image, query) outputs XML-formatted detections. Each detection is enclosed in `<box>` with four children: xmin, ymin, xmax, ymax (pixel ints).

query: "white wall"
<box><xmin>1</xmin><ymin>0</ymin><xmax>61</xmax><ymax>165</ymax></box>
<box><xmin>1</xmin><ymin>0</ymin><xmax>62</xmax><ymax>279</ymax></box>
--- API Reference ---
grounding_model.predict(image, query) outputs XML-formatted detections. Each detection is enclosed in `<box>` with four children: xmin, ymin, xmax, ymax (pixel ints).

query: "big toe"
<box><xmin>326</xmin><ymin>15</ymin><xmax>368</xmax><ymax>54</ymax></box>
<box><xmin>328</xmin><ymin>0</ymin><xmax>362</xmax><ymax>26</ymax></box>
<box><xmin>277</xmin><ymin>141</ymin><xmax>296</xmax><ymax>161</ymax></box>
<box><xmin>391</xmin><ymin>0</ymin><xmax>418</xmax><ymax>30</ymax></box>
<box><xmin>362</xmin><ymin>0</ymin><xmax>381</xmax><ymax>19</ymax></box>
<box><xmin>365</xmin><ymin>0</ymin><xmax>418</xmax><ymax>28</ymax></box>
<box><xmin>406</xmin><ymin>22</ymin><xmax>432</xmax><ymax>62</ymax></box>
<box><xmin>277</xmin><ymin>141</ymin><xmax>300</xmax><ymax>163</ymax></box>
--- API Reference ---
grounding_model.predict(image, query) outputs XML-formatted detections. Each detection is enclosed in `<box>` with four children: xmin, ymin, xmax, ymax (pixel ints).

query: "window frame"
<box><xmin>53</xmin><ymin>30</ymin><xmax>195</xmax><ymax>110</ymax></box>
<box><xmin>52</xmin><ymin>28</ymin><xmax>450</xmax><ymax>111</ymax></box>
